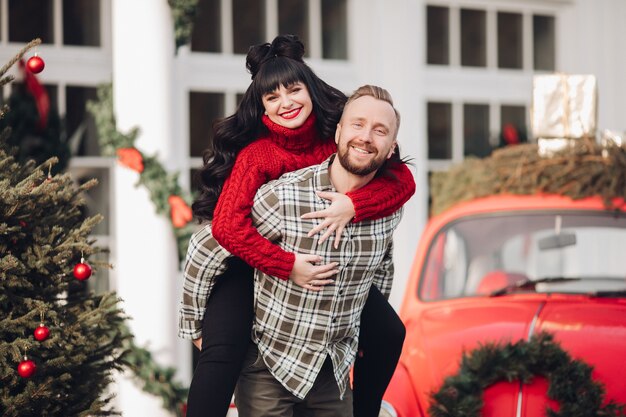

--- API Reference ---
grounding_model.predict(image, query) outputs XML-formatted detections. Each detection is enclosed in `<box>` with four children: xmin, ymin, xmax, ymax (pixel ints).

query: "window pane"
<box><xmin>71</xmin><ymin>167</ymin><xmax>110</xmax><ymax>236</ymax></box>
<box><xmin>232</xmin><ymin>0</ymin><xmax>265</xmax><ymax>54</ymax></box>
<box><xmin>500</xmin><ymin>105</ymin><xmax>527</xmax><ymax>146</ymax></box>
<box><xmin>63</xmin><ymin>0</ymin><xmax>101</xmax><ymax>46</ymax></box>
<box><xmin>189</xmin><ymin>92</ymin><xmax>225</xmax><ymax>157</ymax></box>
<box><xmin>87</xmin><ymin>250</ymin><xmax>111</xmax><ymax>294</ymax></box>
<box><xmin>497</xmin><ymin>12</ymin><xmax>522</xmax><ymax>69</ymax></box>
<box><xmin>461</xmin><ymin>9</ymin><xmax>486</xmax><ymax>67</ymax></box>
<box><xmin>191</xmin><ymin>0</ymin><xmax>221</xmax><ymax>52</ymax></box>
<box><xmin>9</xmin><ymin>0</ymin><xmax>54</xmax><ymax>44</ymax></box>
<box><xmin>428</xmin><ymin>102</ymin><xmax>452</xmax><ymax>160</ymax></box>
<box><xmin>190</xmin><ymin>168</ymin><xmax>202</xmax><ymax>196</ymax></box>
<box><xmin>427</xmin><ymin>6</ymin><xmax>449</xmax><ymax>65</ymax></box>
<box><xmin>463</xmin><ymin>104</ymin><xmax>490</xmax><ymax>157</ymax></box>
<box><xmin>236</xmin><ymin>93</ymin><xmax>245</xmax><ymax>107</ymax></box>
<box><xmin>66</xmin><ymin>86</ymin><xmax>100</xmax><ymax>156</ymax></box>
<box><xmin>45</xmin><ymin>84</ymin><xmax>59</xmax><ymax>112</ymax></box>
<box><xmin>279</xmin><ymin>0</ymin><xmax>309</xmax><ymax>56</ymax></box>
<box><xmin>5</xmin><ymin>83</ymin><xmax>62</xmax><ymax>170</ymax></box>
<box><xmin>8</xmin><ymin>81</ymin><xmax>59</xmax><ymax>118</ymax></box>
<box><xmin>533</xmin><ymin>15</ymin><xmax>555</xmax><ymax>71</ymax></box>
<box><xmin>322</xmin><ymin>0</ymin><xmax>347</xmax><ymax>59</ymax></box>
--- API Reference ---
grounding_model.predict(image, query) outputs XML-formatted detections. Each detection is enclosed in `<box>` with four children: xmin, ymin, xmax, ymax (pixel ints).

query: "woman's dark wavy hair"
<box><xmin>192</xmin><ymin>34</ymin><xmax>347</xmax><ymax>221</ymax></box>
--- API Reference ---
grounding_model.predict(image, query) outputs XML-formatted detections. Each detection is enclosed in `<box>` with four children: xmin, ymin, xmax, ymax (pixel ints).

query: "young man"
<box><xmin>179</xmin><ymin>85</ymin><xmax>405</xmax><ymax>416</ymax></box>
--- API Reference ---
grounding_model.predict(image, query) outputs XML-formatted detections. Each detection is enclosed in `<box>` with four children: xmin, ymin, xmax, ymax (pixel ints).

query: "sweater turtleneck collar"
<box><xmin>261</xmin><ymin>113</ymin><xmax>320</xmax><ymax>152</ymax></box>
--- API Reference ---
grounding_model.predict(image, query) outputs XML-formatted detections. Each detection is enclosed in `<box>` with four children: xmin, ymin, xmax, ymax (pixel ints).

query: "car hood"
<box><xmin>524</xmin><ymin>295</ymin><xmax>626</xmax><ymax>414</ymax></box>
<box><xmin>404</xmin><ymin>294</ymin><xmax>626</xmax><ymax>416</ymax></box>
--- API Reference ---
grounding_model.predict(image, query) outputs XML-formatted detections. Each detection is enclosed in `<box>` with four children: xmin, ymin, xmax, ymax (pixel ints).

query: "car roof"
<box><xmin>428</xmin><ymin>194</ymin><xmax>626</xmax><ymax>230</ymax></box>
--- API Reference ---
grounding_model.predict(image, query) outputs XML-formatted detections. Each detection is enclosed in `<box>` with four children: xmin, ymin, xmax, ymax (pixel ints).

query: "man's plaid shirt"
<box><xmin>179</xmin><ymin>156</ymin><xmax>402</xmax><ymax>399</ymax></box>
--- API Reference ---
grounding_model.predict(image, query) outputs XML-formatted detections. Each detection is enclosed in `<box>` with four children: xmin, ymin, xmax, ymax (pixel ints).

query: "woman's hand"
<box><xmin>193</xmin><ymin>338</ymin><xmax>202</xmax><ymax>351</ymax></box>
<box><xmin>301</xmin><ymin>191</ymin><xmax>355</xmax><ymax>249</ymax></box>
<box><xmin>290</xmin><ymin>253</ymin><xmax>339</xmax><ymax>291</ymax></box>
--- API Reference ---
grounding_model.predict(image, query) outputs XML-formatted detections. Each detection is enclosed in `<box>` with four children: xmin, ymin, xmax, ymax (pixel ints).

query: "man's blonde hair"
<box><xmin>343</xmin><ymin>85</ymin><xmax>401</xmax><ymax>138</ymax></box>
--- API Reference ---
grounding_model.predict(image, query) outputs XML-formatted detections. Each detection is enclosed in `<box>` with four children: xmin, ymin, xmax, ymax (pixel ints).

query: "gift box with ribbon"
<box><xmin>531</xmin><ymin>74</ymin><xmax>597</xmax><ymax>140</ymax></box>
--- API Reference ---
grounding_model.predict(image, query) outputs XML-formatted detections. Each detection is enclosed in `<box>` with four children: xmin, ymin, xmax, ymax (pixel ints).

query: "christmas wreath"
<box><xmin>429</xmin><ymin>332</ymin><xmax>625</xmax><ymax>417</ymax></box>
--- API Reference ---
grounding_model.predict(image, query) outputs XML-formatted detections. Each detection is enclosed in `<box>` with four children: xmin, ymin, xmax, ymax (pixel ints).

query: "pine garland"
<box><xmin>168</xmin><ymin>0</ymin><xmax>199</xmax><ymax>50</ymax></box>
<box><xmin>431</xmin><ymin>140</ymin><xmax>626</xmax><ymax>216</ymax></box>
<box><xmin>430</xmin><ymin>332</ymin><xmax>625</xmax><ymax>417</ymax></box>
<box><xmin>86</xmin><ymin>84</ymin><xmax>194</xmax><ymax>262</ymax></box>
<box><xmin>120</xmin><ymin>329</ymin><xmax>188</xmax><ymax>417</ymax></box>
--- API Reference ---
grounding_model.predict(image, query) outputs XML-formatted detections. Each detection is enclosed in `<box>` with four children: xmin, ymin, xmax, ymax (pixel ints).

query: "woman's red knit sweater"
<box><xmin>211</xmin><ymin>114</ymin><xmax>416</xmax><ymax>280</ymax></box>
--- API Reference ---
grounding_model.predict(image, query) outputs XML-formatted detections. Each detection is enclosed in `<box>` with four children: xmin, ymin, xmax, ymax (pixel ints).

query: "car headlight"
<box><xmin>378</xmin><ymin>400</ymin><xmax>398</xmax><ymax>417</ymax></box>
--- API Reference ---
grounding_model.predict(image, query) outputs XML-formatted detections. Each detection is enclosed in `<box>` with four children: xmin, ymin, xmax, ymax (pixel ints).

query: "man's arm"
<box><xmin>250</xmin><ymin>183</ymin><xmax>283</xmax><ymax>243</ymax></box>
<box><xmin>371</xmin><ymin>239</ymin><xmax>395</xmax><ymax>300</ymax></box>
<box><xmin>178</xmin><ymin>225</ymin><xmax>232</xmax><ymax>341</ymax></box>
<box><xmin>371</xmin><ymin>208</ymin><xmax>403</xmax><ymax>298</ymax></box>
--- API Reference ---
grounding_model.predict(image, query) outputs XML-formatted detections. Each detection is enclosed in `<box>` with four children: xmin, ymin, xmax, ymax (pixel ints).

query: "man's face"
<box><xmin>335</xmin><ymin>95</ymin><xmax>397</xmax><ymax>176</ymax></box>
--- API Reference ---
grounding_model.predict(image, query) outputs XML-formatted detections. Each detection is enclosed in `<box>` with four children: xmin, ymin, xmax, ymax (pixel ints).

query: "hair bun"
<box><xmin>246</xmin><ymin>34</ymin><xmax>305</xmax><ymax>78</ymax></box>
<box><xmin>269</xmin><ymin>34</ymin><xmax>305</xmax><ymax>61</ymax></box>
<box><xmin>246</xmin><ymin>42</ymin><xmax>272</xmax><ymax>78</ymax></box>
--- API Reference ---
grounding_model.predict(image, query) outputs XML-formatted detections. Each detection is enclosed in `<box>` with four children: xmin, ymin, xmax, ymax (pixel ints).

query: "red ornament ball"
<box><xmin>73</xmin><ymin>262</ymin><xmax>92</xmax><ymax>281</ymax></box>
<box><xmin>34</xmin><ymin>324</ymin><xmax>50</xmax><ymax>341</ymax></box>
<box><xmin>26</xmin><ymin>55</ymin><xmax>45</xmax><ymax>74</ymax></box>
<box><xmin>18</xmin><ymin>358</ymin><xmax>36</xmax><ymax>378</ymax></box>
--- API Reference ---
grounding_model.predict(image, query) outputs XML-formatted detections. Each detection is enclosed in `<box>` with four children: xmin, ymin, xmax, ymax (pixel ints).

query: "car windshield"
<box><xmin>419</xmin><ymin>210</ymin><xmax>626</xmax><ymax>300</ymax></box>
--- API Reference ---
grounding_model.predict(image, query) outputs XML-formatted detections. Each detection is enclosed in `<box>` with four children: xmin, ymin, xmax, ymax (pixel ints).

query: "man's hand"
<box><xmin>290</xmin><ymin>253</ymin><xmax>339</xmax><ymax>291</ymax></box>
<box><xmin>301</xmin><ymin>191</ymin><xmax>355</xmax><ymax>249</ymax></box>
<box><xmin>193</xmin><ymin>338</ymin><xmax>202</xmax><ymax>351</ymax></box>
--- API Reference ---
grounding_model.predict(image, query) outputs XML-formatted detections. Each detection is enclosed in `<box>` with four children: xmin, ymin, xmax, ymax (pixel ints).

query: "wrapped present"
<box><xmin>537</xmin><ymin>137</ymin><xmax>574</xmax><ymax>157</ymax></box>
<box><xmin>531</xmin><ymin>74</ymin><xmax>597</xmax><ymax>139</ymax></box>
<box><xmin>601</xmin><ymin>129</ymin><xmax>624</xmax><ymax>147</ymax></box>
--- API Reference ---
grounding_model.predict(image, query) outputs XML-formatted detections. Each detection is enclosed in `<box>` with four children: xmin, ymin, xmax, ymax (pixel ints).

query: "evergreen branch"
<box><xmin>121</xmin><ymin>325</ymin><xmax>188</xmax><ymax>417</ymax></box>
<box><xmin>432</xmin><ymin>141</ymin><xmax>626</xmax><ymax>215</ymax></box>
<box><xmin>168</xmin><ymin>0</ymin><xmax>199</xmax><ymax>50</ymax></box>
<box><xmin>0</xmin><ymin>38</ymin><xmax>41</xmax><ymax>77</ymax></box>
<box><xmin>0</xmin><ymin>75</ymin><xmax>15</xmax><ymax>88</ymax></box>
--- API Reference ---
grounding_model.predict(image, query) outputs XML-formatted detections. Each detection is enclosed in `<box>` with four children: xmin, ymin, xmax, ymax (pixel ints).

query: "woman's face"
<box><xmin>261</xmin><ymin>82</ymin><xmax>313</xmax><ymax>129</ymax></box>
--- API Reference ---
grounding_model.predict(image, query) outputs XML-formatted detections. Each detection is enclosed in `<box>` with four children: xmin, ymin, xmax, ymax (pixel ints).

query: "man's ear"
<box><xmin>386</xmin><ymin>141</ymin><xmax>397</xmax><ymax>159</ymax></box>
<box><xmin>335</xmin><ymin>123</ymin><xmax>342</xmax><ymax>145</ymax></box>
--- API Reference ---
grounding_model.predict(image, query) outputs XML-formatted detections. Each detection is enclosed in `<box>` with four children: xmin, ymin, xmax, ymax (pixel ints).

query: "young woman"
<box><xmin>184</xmin><ymin>35</ymin><xmax>415</xmax><ymax>417</ymax></box>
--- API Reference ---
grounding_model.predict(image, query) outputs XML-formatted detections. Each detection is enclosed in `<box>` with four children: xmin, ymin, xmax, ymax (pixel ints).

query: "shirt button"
<box><xmin>332</xmin><ymin>317</ymin><xmax>337</xmax><ymax>323</ymax></box>
<box><xmin>339</xmin><ymin>290</ymin><xmax>344</xmax><ymax>295</ymax></box>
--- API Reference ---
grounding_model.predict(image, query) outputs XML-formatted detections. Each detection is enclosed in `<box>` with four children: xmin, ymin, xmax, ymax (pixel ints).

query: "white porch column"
<box><xmin>112</xmin><ymin>1</ymin><xmax>180</xmax><ymax>416</ymax></box>
<box><xmin>348</xmin><ymin>0</ymin><xmax>429</xmax><ymax>310</ymax></box>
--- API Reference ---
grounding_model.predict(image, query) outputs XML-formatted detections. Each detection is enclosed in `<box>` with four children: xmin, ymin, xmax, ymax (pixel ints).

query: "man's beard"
<box><xmin>337</xmin><ymin>140</ymin><xmax>387</xmax><ymax>176</ymax></box>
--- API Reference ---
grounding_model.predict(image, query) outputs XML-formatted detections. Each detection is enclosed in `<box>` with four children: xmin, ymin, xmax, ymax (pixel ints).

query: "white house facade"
<box><xmin>1</xmin><ymin>0</ymin><xmax>625</xmax><ymax>415</ymax></box>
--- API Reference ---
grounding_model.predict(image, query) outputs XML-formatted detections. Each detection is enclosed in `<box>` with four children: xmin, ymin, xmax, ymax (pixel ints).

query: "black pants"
<box><xmin>185</xmin><ymin>257</ymin><xmax>406</xmax><ymax>417</ymax></box>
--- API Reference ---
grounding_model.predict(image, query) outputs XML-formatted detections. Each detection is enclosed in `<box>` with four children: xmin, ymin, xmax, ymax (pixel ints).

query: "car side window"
<box><xmin>420</xmin><ymin>228</ymin><xmax>468</xmax><ymax>300</ymax></box>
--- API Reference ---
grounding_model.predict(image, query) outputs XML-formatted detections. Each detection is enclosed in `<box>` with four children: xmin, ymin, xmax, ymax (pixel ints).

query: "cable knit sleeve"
<box><xmin>346</xmin><ymin>162</ymin><xmax>416</xmax><ymax>222</ymax></box>
<box><xmin>211</xmin><ymin>143</ymin><xmax>296</xmax><ymax>280</ymax></box>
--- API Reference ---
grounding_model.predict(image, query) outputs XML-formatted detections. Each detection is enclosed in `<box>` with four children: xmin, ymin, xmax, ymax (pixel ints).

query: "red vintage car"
<box><xmin>381</xmin><ymin>194</ymin><xmax>626</xmax><ymax>417</ymax></box>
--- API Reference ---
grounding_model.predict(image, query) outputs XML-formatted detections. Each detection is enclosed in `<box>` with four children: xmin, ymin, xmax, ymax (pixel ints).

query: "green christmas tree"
<box><xmin>0</xmin><ymin>39</ymin><xmax>189</xmax><ymax>417</ymax></box>
<box><xmin>0</xmin><ymin>40</ymin><xmax>128</xmax><ymax>416</ymax></box>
